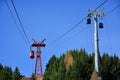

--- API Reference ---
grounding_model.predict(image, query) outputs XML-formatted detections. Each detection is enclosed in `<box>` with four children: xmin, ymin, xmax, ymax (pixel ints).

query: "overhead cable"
<box><xmin>67</xmin><ymin>26</ymin><xmax>89</xmax><ymax>40</ymax></box>
<box><xmin>104</xmin><ymin>4</ymin><xmax>120</xmax><ymax>16</ymax></box>
<box><xmin>50</xmin><ymin>0</ymin><xmax>108</xmax><ymax>43</ymax></box>
<box><xmin>69</xmin><ymin>4</ymin><xmax>120</xmax><ymax>52</ymax></box>
<box><xmin>4</xmin><ymin>0</ymin><xmax>27</xmax><ymax>44</ymax></box>
<box><xmin>103</xmin><ymin>4</ymin><xmax>120</xmax><ymax>55</ymax></box>
<box><xmin>52</xmin><ymin>17</ymin><xmax>87</xmax><ymax>43</ymax></box>
<box><xmin>11</xmin><ymin>0</ymin><xmax>30</xmax><ymax>44</ymax></box>
<box><xmin>94</xmin><ymin>0</ymin><xmax>108</xmax><ymax>12</ymax></box>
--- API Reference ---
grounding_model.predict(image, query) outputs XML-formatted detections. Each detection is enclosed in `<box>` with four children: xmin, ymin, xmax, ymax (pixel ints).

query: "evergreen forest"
<box><xmin>0</xmin><ymin>49</ymin><xmax>120</xmax><ymax>80</ymax></box>
<box><xmin>43</xmin><ymin>49</ymin><xmax>120</xmax><ymax>80</ymax></box>
<box><xmin>0</xmin><ymin>64</ymin><xmax>21</xmax><ymax>80</ymax></box>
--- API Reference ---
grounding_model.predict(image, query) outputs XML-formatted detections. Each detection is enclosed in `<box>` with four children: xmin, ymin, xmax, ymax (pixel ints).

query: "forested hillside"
<box><xmin>0</xmin><ymin>64</ymin><xmax>21</xmax><ymax>80</ymax></box>
<box><xmin>43</xmin><ymin>49</ymin><xmax>120</xmax><ymax>80</ymax></box>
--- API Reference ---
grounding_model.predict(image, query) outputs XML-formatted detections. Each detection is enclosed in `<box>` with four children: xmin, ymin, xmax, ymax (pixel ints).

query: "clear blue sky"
<box><xmin>0</xmin><ymin>0</ymin><xmax>120</xmax><ymax>77</ymax></box>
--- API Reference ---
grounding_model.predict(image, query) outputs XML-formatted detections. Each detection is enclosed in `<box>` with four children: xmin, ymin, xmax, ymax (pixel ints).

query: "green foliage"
<box><xmin>30</xmin><ymin>73</ymin><xmax>36</xmax><ymax>80</ymax></box>
<box><xmin>43</xmin><ymin>49</ymin><xmax>120</xmax><ymax>80</ymax></box>
<box><xmin>43</xmin><ymin>55</ymin><xmax>59</xmax><ymax>80</ymax></box>
<box><xmin>0</xmin><ymin>64</ymin><xmax>3</xmax><ymax>71</ymax></box>
<box><xmin>0</xmin><ymin>65</ymin><xmax>21</xmax><ymax>80</ymax></box>
<box><xmin>57</xmin><ymin>55</ymin><xmax>66</xmax><ymax>80</ymax></box>
<box><xmin>0</xmin><ymin>64</ymin><xmax>3</xmax><ymax>79</ymax></box>
<box><xmin>101</xmin><ymin>53</ymin><xmax>120</xmax><ymax>80</ymax></box>
<box><xmin>12</xmin><ymin>67</ymin><xmax>21</xmax><ymax>80</ymax></box>
<box><xmin>0</xmin><ymin>66</ymin><xmax>12</xmax><ymax>80</ymax></box>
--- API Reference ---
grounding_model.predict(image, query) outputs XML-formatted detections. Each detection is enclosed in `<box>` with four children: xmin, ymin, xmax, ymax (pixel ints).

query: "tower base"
<box><xmin>90</xmin><ymin>70</ymin><xmax>102</xmax><ymax>80</ymax></box>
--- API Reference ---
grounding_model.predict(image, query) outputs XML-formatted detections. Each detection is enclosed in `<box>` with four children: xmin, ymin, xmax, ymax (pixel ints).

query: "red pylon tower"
<box><xmin>30</xmin><ymin>38</ymin><xmax>45</xmax><ymax>77</ymax></box>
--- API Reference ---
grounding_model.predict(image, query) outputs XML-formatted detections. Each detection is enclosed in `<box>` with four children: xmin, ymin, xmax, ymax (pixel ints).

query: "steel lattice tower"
<box><xmin>30</xmin><ymin>38</ymin><xmax>45</xmax><ymax>77</ymax></box>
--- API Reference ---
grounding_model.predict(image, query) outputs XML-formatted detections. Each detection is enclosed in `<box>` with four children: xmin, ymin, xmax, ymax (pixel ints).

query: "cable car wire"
<box><xmin>10</xmin><ymin>0</ymin><xmax>30</xmax><ymax>44</ymax></box>
<box><xmin>68</xmin><ymin>3</ymin><xmax>120</xmax><ymax>48</ymax></box>
<box><xmin>103</xmin><ymin>4</ymin><xmax>120</xmax><ymax>55</ymax></box>
<box><xmin>104</xmin><ymin>4</ymin><xmax>120</xmax><ymax>16</ymax></box>
<box><xmin>67</xmin><ymin>26</ymin><xmax>89</xmax><ymax>40</ymax></box>
<box><xmin>94</xmin><ymin>0</ymin><xmax>108</xmax><ymax>12</ymax></box>
<box><xmin>50</xmin><ymin>0</ymin><xmax>108</xmax><ymax>43</ymax></box>
<box><xmin>70</xmin><ymin>4</ymin><xmax>120</xmax><ymax>53</ymax></box>
<box><xmin>51</xmin><ymin>17</ymin><xmax>87</xmax><ymax>43</ymax></box>
<box><xmin>4</xmin><ymin>0</ymin><xmax>27</xmax><ymax>44</ymax></box>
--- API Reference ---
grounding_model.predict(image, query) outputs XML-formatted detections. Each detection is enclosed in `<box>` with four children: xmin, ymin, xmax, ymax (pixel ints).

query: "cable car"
<box><xmin>99</xmin><ymin>22</ymin><xmax>103</xmax><ymax>28</ymax></box>
<box><xmin>30</xmin><ymin>50</ymin><xmax>34</xmax><ymax>59</ymax></box>
<box><xmin>87</xmin><ymin>18</ymin><xmax>91</xmax><ymax>24</ymax></box>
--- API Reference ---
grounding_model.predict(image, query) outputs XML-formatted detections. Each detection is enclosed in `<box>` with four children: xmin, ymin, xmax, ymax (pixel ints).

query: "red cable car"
<box><xmin>30</xmin><ymin>50</ymin><xmax>34</xmax><ymax>59</ymax></box>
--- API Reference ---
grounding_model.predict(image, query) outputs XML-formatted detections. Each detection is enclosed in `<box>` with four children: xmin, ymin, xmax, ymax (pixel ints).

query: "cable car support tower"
<box><xmin>30</xmin><ymin>38</ymin><xmax>45</xmax><ymax>77</ymax></box>
<box><xmin>87</xmin><ymin>10</ymin><xmax>104</xmax><ymax>80</ymax></box>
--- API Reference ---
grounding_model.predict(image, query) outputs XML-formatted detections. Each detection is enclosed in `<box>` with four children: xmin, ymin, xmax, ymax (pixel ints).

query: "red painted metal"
<box><xmin>30</xmin><ymin>51</ymin><xmax>34</xmax><ymax>59</ymax></box>
<box><xmin>30</xmin><ymin>38</ymin><xmax>45</xmax><ymax>77</ymax></box>
<box><xmin>32</xmin><ymin>43</ymin><xmax>45</xmax><ymax>47</ymax></box>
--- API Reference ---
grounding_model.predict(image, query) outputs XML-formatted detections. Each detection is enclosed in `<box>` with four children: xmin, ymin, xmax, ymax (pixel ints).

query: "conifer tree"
<box><xmin>12</xmin><ymin>67</ymin><xmax>21</xmax><ymax>80</ymax></box>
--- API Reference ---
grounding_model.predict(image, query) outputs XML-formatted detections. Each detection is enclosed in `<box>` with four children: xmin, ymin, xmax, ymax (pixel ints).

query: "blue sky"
<box><xmin>0</xmin><ymin>0</ymin><xmax>120</xmax><ymax>77</ymax></box>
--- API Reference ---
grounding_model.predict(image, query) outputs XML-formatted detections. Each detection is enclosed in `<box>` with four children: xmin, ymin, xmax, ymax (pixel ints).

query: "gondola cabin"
<box><xmin>99</xmin><ymin>23</ymin><xmax>103</xmax><ymax>28</ymax></box>
<box><xmin>87</xmin><ymin>18</ymin><xmax>91</xmax><ymax>24</ymax></box>
<box><xmin>30</xmin><ymin>50</ymin><xmax>34</xmax><ymax>59</ymax></box>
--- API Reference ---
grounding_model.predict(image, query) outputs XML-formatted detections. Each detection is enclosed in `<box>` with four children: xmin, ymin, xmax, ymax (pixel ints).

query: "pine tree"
<box><xmin>0</xmin><ymin>64</ymin><xmax>3</xmax><ymax>80</ymax></box>
<box><xmin>43</xmin><ymin>55</ymin><xmax>58</xmax><ymax>80</ymax></box>
<box><xmin>57</xmin><ymin>55</ymin><xmax>66</xmax><ymax>80</ymax></box>
<box><xmin>12</xmin><ymin>67</ymin><xmax>21</xmax><ymax>80</ymax></box>
<box><xmin>0</xmin><ymin>66</ymin><xmax>12</xmax><ymax>80</ymax></box>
